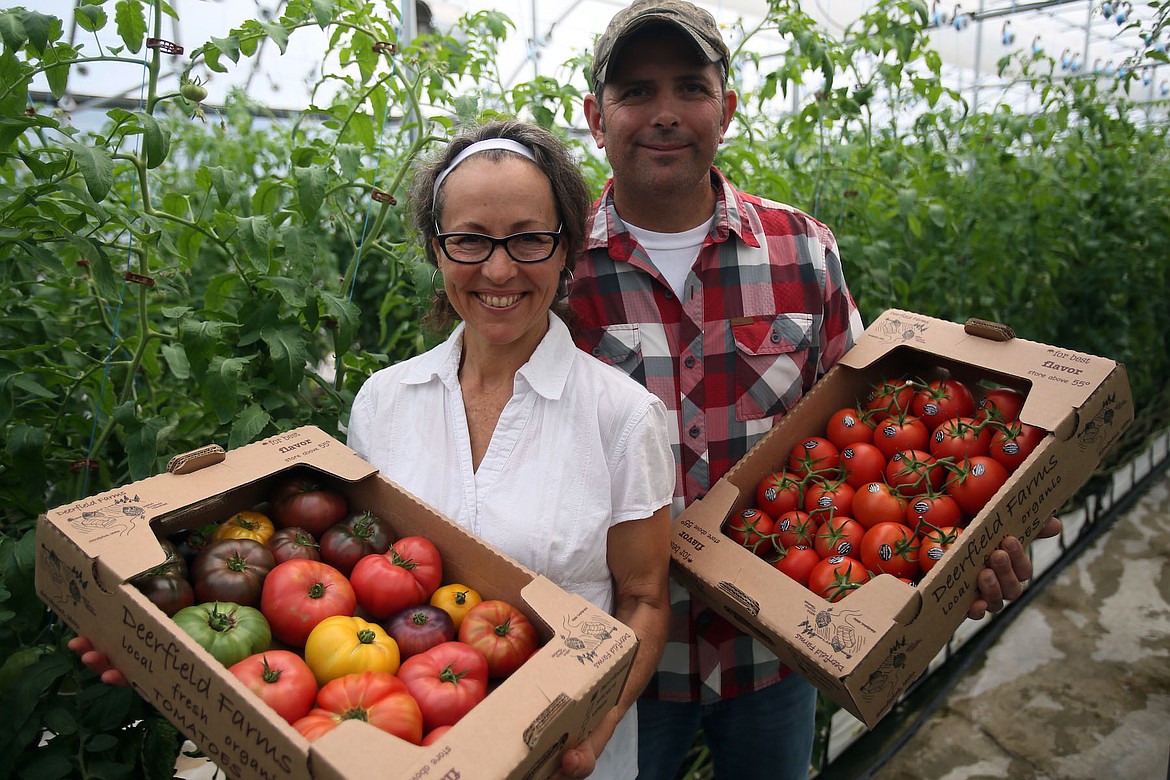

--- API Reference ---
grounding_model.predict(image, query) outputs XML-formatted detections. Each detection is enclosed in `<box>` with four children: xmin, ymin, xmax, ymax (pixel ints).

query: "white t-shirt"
<box><xmin>625</xmin><ymin>215</ymin><xmax>715</xmax><ymax>299</ymax></box>
<box><xmin>347</xmin><ymin>312</ymin><xmax>675</xmax><ymax>779</ymax></box>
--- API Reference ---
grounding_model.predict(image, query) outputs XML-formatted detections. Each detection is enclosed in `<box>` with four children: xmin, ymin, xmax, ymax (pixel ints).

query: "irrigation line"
<box><xmin>815</xmin><ymin>432</ymin><xmax>1170</xmax><ymax>780</ymax></box>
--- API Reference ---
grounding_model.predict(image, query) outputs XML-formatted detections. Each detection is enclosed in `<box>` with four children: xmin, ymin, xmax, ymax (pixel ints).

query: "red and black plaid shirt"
<box><xmin>569</xmin><ymin>168</ymin><xmax>863</xmax><ymax>703</ymax></box>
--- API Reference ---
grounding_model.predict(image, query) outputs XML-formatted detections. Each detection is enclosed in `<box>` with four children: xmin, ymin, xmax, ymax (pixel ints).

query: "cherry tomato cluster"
<box><xmin>133</xmin><ymin>468</ymin><xmax>540</xmax><ymax>744</ymax></box>
<box><xmin>724</xmin><ymin>376</ymin><xmax>1048</xmax><ymax>603</ymax></box>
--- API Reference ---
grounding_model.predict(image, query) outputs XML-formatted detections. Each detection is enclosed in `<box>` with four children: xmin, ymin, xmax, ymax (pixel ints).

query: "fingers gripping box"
<box><xmin>36</xmin><ymin>426</ymin><xmax>639</xmax><ymax>780</ymax></box>
<box><xmin>669</xmin><ymin>309</ymin><xmax>1133</xmax><ymax>728</ymax></box>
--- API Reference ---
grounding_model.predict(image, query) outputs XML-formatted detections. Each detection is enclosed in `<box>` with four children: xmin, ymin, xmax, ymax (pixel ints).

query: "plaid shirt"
<box><xmin>568</xmin><ymin>168</ymin><xmax>864</xmax><ymax>703</ymax></box>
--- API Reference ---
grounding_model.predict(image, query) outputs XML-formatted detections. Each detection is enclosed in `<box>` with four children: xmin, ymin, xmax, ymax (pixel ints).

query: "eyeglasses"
<box><xmin>434</xmin><ymin>224</ymin><xmax>563</xmax><ymax>264</ymax></box>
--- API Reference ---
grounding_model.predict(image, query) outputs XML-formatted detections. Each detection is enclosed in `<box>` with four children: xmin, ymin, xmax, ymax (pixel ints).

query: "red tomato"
<box><xmin>911</xmin><ymin>378</ymin><xmax>976</xmax><ymax>429</ymax></box>
<box><xmin>293</xmin><ymin>671</ymin><xmax>423</xmax><ymax>744</ymax></box>
<box><xmin>873</xmin><ymin>414</ymin><xmax>931</xmax><ymax>461</ymax></box>
<box><xmin>351</xmin><ymin>536</ymin><xmax>444</xmax><ymax>620</ymax></box>
<box><xmin>864</xmin><ymin>378</ymin><xmax>916</xmax><ymax>422</ymax></box>
<box><xmin>860</xmin><ymin>522</ymin><xmax>922</xmax><ymax>580</ymax></box>
<box><xmin>773</xmin><ymin>546</ymin><xmax>821</xmax><ymax>586</ymax></box>
<box><xmin>918</xmin><ymin>525</ymin><xmax>963</xmax><ymax>573</ymax></box>
<box><xmin>458</xmin><ymin>600</ymin><xmax>539</xmax><ymax>679</ymax></box>
<box><xmin>883</xmin><ymin>449</ymin><xmax>944</xmax><ymax>499</ymax></box>
<box><xmin>755</xmin><ymin>471</ymin><xmax>803</xmax><ymax>518</ymax></box>
<box><xmin>786</xmin><ymin>437</ymin><xmax>840</xmax><ymax>479</ymax></box>
<box><xmin>976</xmin><ymin>386</ymin><xmax>1027</xmax><ymax>424</ymax></box>
<box><xmin>382</xmin><ymin>605</ymin><xmax>456</xmax><ymax>659</ymax></box>
<box><xmin>723</xmin><ymin>507</ymin><xmax>776</xmax><ymax>557</ymax></box>
<box><xmin>318</xmin><ymin>511</ymin><xmax>395</xmax><ymax>576</ymax></box>
<box><xmin>812</xmin><ymin>515</ymin><xmax>866</xmax><ymax>559</ymax></box>
<box><xmin>270</xmin><ymin>474</ymin><xmax>349</xmax><ymax>536</ymax></box>
<box><xmin>397</xmin><ymin>641</ymin><xmax>489</xmax><ymax>732</ymax></box>
<box><xmin>824</xmin><ymin>406</ymin><xmax>876</xmax><ymax>449</ymax></box>
<box><xmin>945</xmin><ymin>456</ymin><xmax>1011</xmax><ymax>517</ymax></box>
<box><xmin>989</xmin><ymin>421</ymin><xmax>1047</xmax><ymax>472</ymax></box>
<box><xmin>267</xmin><ymin>527</ymin><xmax>322</xmax><ymax>564</ymax></box>
<box><xmin>929</xmin><ymin>416</ymin><xmax>994</xmax><ymax>461</ymax></box>
<box><xmin>904</xmin><ymin>493</ymin><xmax>963</xmax><ymax>534</ymax></box>
<box><xmin>839</xmin><ymin>442</ymin><xmax>888</xmax><ymax>489</ymax></box>
<box><xmin>421</xmin><ymin>725</ymin><xmax>452</xmax><ymax>746</ymax></box>
<box><xmin>390</xmin><ymin>536</ymin><xmax>444</xmax><ymax>597</ymax></box>
<box><xmin>260</xmin><ymin>559</ymin><xmax>357</xmax><ymax>647</ymax></box>
<box><xmin>852</xmin><ymin>482</ymin><xmax>907</xmax><ymax>530</ymax></box>
<box><xmin>774</xmin><ymin>509</ymin><xmax>816</xmax><ymax>550</ymax></box>
<box><xmin>808</xmin><ymin>555</ymin><xmax>871</xmax><ymax>602</ymax></box>
<box><xmin>229</xmin><ymin>650</ymin><xmax>318</xmax><ymax>725</ymax></box>
<box><xmin>803</xmin><ymin>478</ymin><xmax>855</xmax><ymax>524</ymax></box>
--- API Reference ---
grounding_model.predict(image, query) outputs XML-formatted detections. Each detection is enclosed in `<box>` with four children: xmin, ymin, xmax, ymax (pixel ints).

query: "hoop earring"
<box><xmin>556</xmin><ymin>267</ymin><xmax>575</xmax><ymax>299</ymax></box>
<box><xmin>430</xmin><ymin>267</ymin><xmax>446</xmax><ymax>297</ymax></box>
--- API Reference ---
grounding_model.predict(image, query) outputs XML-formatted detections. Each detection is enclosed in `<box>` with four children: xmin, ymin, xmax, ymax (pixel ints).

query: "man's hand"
<box><xmin>67</xmin><ymin>636</ymin><xmax>129</xmax><ymax>687</ymax></box>
<box><xmin>967</xmin><ymin>516</ymin><xmax>1062</xmax><ymax>619</ymax></box>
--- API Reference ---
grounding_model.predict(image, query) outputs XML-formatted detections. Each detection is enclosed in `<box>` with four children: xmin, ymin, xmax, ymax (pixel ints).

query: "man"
<box><xmin>567</xmin><ymin>2</ymin><xmax>1052</xmax><ymax>778</ymax></box>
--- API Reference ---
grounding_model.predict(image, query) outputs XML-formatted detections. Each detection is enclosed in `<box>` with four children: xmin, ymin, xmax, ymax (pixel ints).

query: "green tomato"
<box><xmin>173</xmin><ymin>601</ymin><xmax>271</xmax><ymax>667</ymax></box>
<box><xmin>180</xmin><ymin>82</ymin><xmax>208</xmax><ymax>102</ymax></box>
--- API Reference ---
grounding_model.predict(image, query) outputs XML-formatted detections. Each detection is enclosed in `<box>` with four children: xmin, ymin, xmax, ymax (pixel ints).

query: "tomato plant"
<box><xmin>173</xmin><ymin>602</ymin><xmax>272</xmax><ymax>668</ymax></box>
<box><xmin>319</xmin><ymin>511</ymin><xmax>395</xmax><ymax>576</ymax></box>
<box><xmin>383</xmin><ymin>605</ymin><xmax>456</xmax><ymax>659</ymax></box>
<box><xmin>191</xmin><ymin>539</ymin><xmax>275</xmax><ymax>607</ymax></box>
<box><xmin>808</xmin><ymin>556</ymin><xmax>871</xmax><ymax>602</ymax></box>
<box><xmin>304</xmin><ymin>615</ymin><xmax>401</xmax><ymax>685</ymax></box>
<box><xmin>293</xmin><ymin>671</ymin><xmax>423</xmax><ymax>745</ymax></box>
<box><xmin>211</xmin><ymin>510</ymin><xmax>276</xmax><ymax>544</ymax></box>
<box><xmin>859</xmin><ymin>522</ymin><xmax>922</xmax><ymax>580</ymax></box>
<box><xmin>270</xmin><ymin>474</ymin><xmax>349</xmax><ymax>536</ymax></box>
<box><xmin>458</xmin><ymin>600</ymin><xmax>539</xmax><ymax>679</ymax></box>
<box><xmin>430</xmin><ymin>584</ymin><xmax>483</xmax><ymax>630</ymax></box>
<box><xmin>397</xmin><ymin>641</ymin><xmax>489</xmax><ymax>732</ymax></box>
<box><xmin>260</xmin><ymin>559</ymin><xmax>357</xmax><ymax>647</ymax></box>
<box><xmin>723</xmin><ymin>507</ymin><xmax>776</xmax><ymax>556</ymax></box>
<box><xmin>229</xmin><ymin>650</ymin><xmax>318</xmax><ymax>725</ymax></box>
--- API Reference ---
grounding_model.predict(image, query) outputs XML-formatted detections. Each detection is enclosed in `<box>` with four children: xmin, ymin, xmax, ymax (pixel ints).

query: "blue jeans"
<box><xmin>635</xmin><ymin>674</ymin><xmax>818</xmax><ymax>780</ymax></box>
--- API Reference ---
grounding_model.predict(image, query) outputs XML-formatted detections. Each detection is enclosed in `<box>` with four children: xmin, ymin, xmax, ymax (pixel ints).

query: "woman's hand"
<box><xmin>67</xmin><ymin>636</ymin><xmax>129</xmax><ymax>687</ymax></box>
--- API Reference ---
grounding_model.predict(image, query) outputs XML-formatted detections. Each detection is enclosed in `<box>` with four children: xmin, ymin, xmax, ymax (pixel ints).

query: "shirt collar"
<box><xmin>397</xmin><ymin>314</ymin><xmax>573</xmax><ymax>402</ymax></box>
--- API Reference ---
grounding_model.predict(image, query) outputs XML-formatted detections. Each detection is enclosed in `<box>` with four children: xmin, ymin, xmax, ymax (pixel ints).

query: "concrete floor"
<box><xmin>841</xmin><ymin>459</ymin><xmax>1170</xmax><ymax>780</ymax></box>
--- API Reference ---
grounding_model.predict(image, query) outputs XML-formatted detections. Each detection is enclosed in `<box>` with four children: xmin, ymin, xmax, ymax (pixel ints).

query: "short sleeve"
<box><xmin>609</xmin><ymin>396</ymin><xmax>676</xmax><ymax>524</ymax></box>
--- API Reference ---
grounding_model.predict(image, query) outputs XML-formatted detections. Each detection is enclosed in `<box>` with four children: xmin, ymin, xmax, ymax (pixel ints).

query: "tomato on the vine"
<box><xmin>458</xmin><ymin>600</ymin><xmax>539</xmax><ymax>679</ymax></box>
<box><xmin>724</xmin><ymin>507</ymin><xmax>776</xmax><ymax>556</ymax></box>
<box><xmin>945</xmin><ymin>456</ymin><xmax>1011</xmax><ymax>517</ymax></box>
<box><xmin>824</xmin><ymin>406</ymin><xmax>876</xmax><ymax>449</ymax></box>
<box><xmin>786</xmin><ymin>437</ymin><xmax>840</xmax><ymax>479</ymax></box>
<box><xmin>191</xmin><ymin>538</ymin><xmax>275</xmax><ymax>607</ymax></box>
<box><xmin>812</xmin><ymin>515</ymin><xmax>866</xmax><ymax>560</ymax></box>
<box><xmin>229</xmin><ymin>650</ymin><xmax>317</xmax><ymax>725</ymax></box>
<box><xmin>976</xmin><ymin>386</ymin><xmax>1027</xmax><ymax>424</ymax></box>
<box><xmin>864</xmin><ymin>378</ymin><xmax>915</xmax><ymax>422</ymax></box>
<box><xmin>884</xmin><ymin>449</ymin><xmax>944</xmax><ymax>499</ymax></box>
<box><xmin>873</xmin><ymin>413</ymin><xmax>931</xmax><ymax>461</ymax></box>
<box><xmin>260</xmin><ymin>559</ymin><xmax>356</xmax><ymax>647</ymax></box>
<box><xmin>989</xmin><ymin>421</ymin><xmax>1047</xmax><ymax>472</ymax></box>
<box><xmin>397</xmin><ymin>641</ymin><xmax>489</xmax><ymax>732</ymax></box>
<box><xmin>774</xmin><ymin>509</ymin><xmax>816</xmax><ymax>550</ymax></box>
<box><xmin>839</xmin><ymin>442</ymin><xmax>888</xmax><ymax>489</ymax></box>
<box><xmin>911</xmin><ymin>378</ymin><xmax>976</xmax><ymax>429</ymax></box>
<box><xmin>905</xmin><ymin>493</ymin><xmax>963</xmax><ymax>534</ymax></box>
<box><xmin>860</xmin><ymin>522</ymin><xmax>922</xmax><ymax>580</ymax></box>
<box><xmin>293</xmin><ymin>671</ymin><xmax>423</xmax><ymax>744</ymax></box>
<box><xmin>852</xmin><ymin>482</ymin><xmax>907</xmax><ymax>530</ymax></box>
<box><xmin>773</xmin><ymin>545</ymin><xmax>821</xmax><ymax>586</ymax></box>
<box><xmin>929</xmin><ymin>416</ymin><xmax>994</xmax><ymax>461</ymax></box>
<box><xmin>808</xmin><ymin>556</ymin><xmax>871</xmax><ymax>602</ymax></box>
<box><xmin>755</xmin><ymin>471</ymin><xmax>803</xmax><ymax>518</ymax></box>
<box><xmin>803</xmin><ymin>477</ymin><xmax>855</xmax><ymax>524</ymax></box>
<box><xmin>918</xmin><ymin>525</ymin><xmax>963</xmax><ymax>573</ymax></box>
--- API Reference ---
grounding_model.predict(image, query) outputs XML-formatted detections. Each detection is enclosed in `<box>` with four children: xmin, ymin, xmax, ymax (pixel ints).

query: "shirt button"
<box><xmin>592</xmin><ymin>347</ymin><xmax>602</xmax><ymax>356</ymax></box>
<box><xmin>689</xmin><ymin>426</ymin><xmax>700</xmax><ymax>438</ymax></box>
<box><xmin>665</xmin><ymin>290</ymin><xmax>675</xmax><ymax>300</ymax></box>
<box><xmin>684</xmin><ymin>356</ymin><xmax>696</xmax><ymax>368</ymax></box>
<box><xmin>771</xmin><ymin>330</ymin><xmax>782</xmax><ymax>343</ymax></box>
<box><xmin>696</xmin><ymin>610</ymin><xmax>713</xmax><ymax>628</ymax></box>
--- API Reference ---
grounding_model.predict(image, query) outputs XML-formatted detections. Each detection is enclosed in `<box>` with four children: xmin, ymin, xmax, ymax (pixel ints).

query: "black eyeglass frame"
<box><xmin>433</xmin><ymin>223</ymin><xmax>564</xmax><ymax>265</ymax></box>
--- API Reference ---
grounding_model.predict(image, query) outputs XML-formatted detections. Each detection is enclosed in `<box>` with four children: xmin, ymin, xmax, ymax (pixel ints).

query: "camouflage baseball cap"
<box><xmin>590</xmin><ymin>0</ymin><xmax>730</xmax><ymax>89</ymax></box>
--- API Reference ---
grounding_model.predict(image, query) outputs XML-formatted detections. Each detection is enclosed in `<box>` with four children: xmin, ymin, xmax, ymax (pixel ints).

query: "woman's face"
<box><xmin>434</xmin><ymin>155</ymin><xmax>564</xmax><ymax>355</ymax></box>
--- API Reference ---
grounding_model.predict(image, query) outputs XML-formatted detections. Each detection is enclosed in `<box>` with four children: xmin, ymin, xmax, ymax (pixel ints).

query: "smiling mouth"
<box><xmin>478</xmin><ymin>293</ymin><xmax>522</xmax><ymax>309</ymax></box>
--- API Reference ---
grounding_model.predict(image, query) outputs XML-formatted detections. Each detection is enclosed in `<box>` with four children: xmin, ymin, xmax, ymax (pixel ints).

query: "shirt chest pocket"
<box><xmin>731</xmin><ymin>313</ymin><xmax>815</xmax><ymax>421</ymax></box>
<box><xmin>581</xmin><ymin>325</ymin><xmax>645</xmax><ymax>381</ymax></box>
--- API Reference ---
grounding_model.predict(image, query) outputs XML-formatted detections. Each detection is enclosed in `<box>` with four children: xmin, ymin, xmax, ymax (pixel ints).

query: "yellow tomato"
<box><xmin>429</xmin><ymin>583</ymin><xmax>483</xmax><ymax>630</ymax></box>
<box><xmin>211</xmin><ymin>510</ymin><xmax>275</xmax><ymax>544</ymax></box>
<box><xmin>303</xmin><ymin>615</ymin><xmax>400</xmax><ymax>686</ymax></box>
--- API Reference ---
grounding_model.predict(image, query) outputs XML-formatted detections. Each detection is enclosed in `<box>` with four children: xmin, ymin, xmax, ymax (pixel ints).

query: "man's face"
<box><xmin>587</xmin><ymin>25</ymin><xmax>735</xmax><ymax>204</ymax></box>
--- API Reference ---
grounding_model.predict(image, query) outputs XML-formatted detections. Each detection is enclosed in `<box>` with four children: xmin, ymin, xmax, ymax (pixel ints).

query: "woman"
<box><xmin>346</xmin><ymin>119</ymin><xmax>674</xmax><ymax>778</ymax></box>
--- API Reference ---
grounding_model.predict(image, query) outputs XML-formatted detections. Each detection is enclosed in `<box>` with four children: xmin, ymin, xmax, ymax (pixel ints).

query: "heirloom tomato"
<box><xmin>350</xmin><ymin>536</ymin><xmax>443</xmax><ymax>620</ymax></box>
<box><xmin>133</xmin><ymin>571</ymin><xmax>194</xmax><ymax>617</ymax></box>
<box><xmin>319</xmin><ymin>511</ymin><xmax>395</xmax><ymax>576</ymax></box>
<box><xmin>173</xmin><ymin>601</ymin><xmax>271</xmax><ymax>667</ymax></box>
<box><xmin>976</xmin><ymin>386</ymin><xmax>1026</xmax><ymax>424</ymax></box>
<box><xmin>270</xmin><ymin>472</ymin><xmax>349</xmax><ymax>536</ymax></box>
<box><xmin>860</xmin><ymin>522</ymin><xmax>922</xmax><ymax>580</ymax></box>
<box><xmin>773</xmin><ymin>546</ymin><xmax>821</xmax><ymax>587</ymax></box>
<box><xmin>945</xmin><ymin>456</ymin><xmax>1010</xmax><ymax>517</ymax></box>
<box><xmin>212</xmin><ymin>510</ymin><xmax>275</xmax><ymax>544</ymax></box>
<box><xmin>839</xmin><ymin>442</ymin><xmax>887</xmax><ymax>490</ymax></box>
<box><xmin>808</xmin><ymin>556</ymin><xmax>870</xmax><ymax>602</ymax></box>
<box><xmin>723</xmin><ymin>507</ymin><xmax>776</xmax><ymax>556</ymax></box>
<box><xmin>774</xmin><ymin>509</ymin><xmax>816</xmax><ymax>549</ymax></box>
<box><xmin>812</xmin><ymin>515</ymin><xmax>866</xmax><ymax>560</ymax></box>
<box><xmin>910</xmin><ymin>378</ymin><xmax>976</xmax><ymax>429</ymax></box>
<box><xmin>398</xmin><ymin>641</ymin><xmax>489</xmax><ymax>732</ymax></box>
<box><xmin>383</xmin><ymin>605</ymin><xmax>456</xmax><ymax>659</ymax></box>
<box><xmin>458</xmin><ymin>600</ymin><xmax>538</xmax><ymax>679</ymax></box>
<box><xmin>260</xmin><ymin>559</ymin><xmax>356</xmax><ymax>647</ymax></box>
<box><xmin>989</xmin><ymin>421</ymin><xmax>1046</xmax><ymax>473</ymax></box>
<box><xmin>852</xmin><ymin>482</ymin><xmax>907</xmax><ymax>530</ymax></box>
<box><xmin>229</xmin><ymin>650</ymin><xmax>317</xmax><ymax>724</ymax></box>
<box><xmin>430</xmin><ymin>584</ymin><xmax>483</xmax><ymax>630</ymax></box>
<box><xmin>918</xmin><ymin>525</ymin><xmax>963</xmax><ymax>574</ymax></box>
<box><xmin>267</xmin><ymin>526</ymin><xmax>321</xmax><ymax>564</ymax></box>
<box><xmin>191</xmin><ymin>538</ymin><xmax>274</xmax><ymax>607</ymax></box>
<box><xmin>304</xmin><ymin>615</ymin><xmax>401</xmax><ymax>685</ymax></box>
<box><xmin>786</xmin><ymin>437</ymin><xmax>840</xmax><ymax>478</ymax></box>
<box><xmin>422</xmin><ymin>725</ymin><xmax>453</xmax><ymax>746</ymax></box>
<box><xmin>824</xmin><ymin>406</ymin><xmax>876</xmax><ymax>449</ymax></box>
<box><xmin>755</xmin><ymin>471</ymin><xmax>803</xmax><ymax>518</ymax></box>
<box><xmin>293</xmin><ymin>671</ymin><xmax>423</xmax><ymax>745</ymax></box>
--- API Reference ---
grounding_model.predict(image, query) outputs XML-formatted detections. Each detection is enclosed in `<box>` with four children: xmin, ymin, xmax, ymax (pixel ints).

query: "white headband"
<box><xmin>432</xmin><ymin>138</ymin><xmax>538</xmax><ymax>205</ymax></box>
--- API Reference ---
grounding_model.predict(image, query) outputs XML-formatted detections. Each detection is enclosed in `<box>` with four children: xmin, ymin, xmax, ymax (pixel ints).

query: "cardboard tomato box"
<box><xmin>35</xmin><ymin>426</ymin><xmax>639</xmax><ymax>780</ymax></box>
<box><xmin>669</xmin><ymin>308</ymin><xmax>1133</xmax><ymax>728</ymax></box>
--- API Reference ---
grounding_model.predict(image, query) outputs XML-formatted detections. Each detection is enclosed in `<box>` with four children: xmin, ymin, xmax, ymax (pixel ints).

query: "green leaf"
<box><xmin>294</xmin><ymin>166</ymin><xmax>328</xmax><ymax>221</ymax></box>
<box><xmin>20</xmin><ymin>11</ymin><xmax>56</xmax><ymax>56</ymax></box>
<box><xmin>235</xmin><ymin>215</ymin><xmax>272</xmax><ymax>270</ymax></box>
<box><xmin>203</xmin><ymin>355</ymin><xmax>253</xmax><ymax>425</ymax></box>
<box><xmin>207</xmin><ymin>165</ymin><xmax>235</xmax><ymax>207</ymax></box>
<box><xmin>319</xmin><ymin>290</ymin><xmax>360</xmax><ymax>352</ymax></box>
<box><xmin>211</xmin><ymin>33</ymin><xmax>241</xmax><ymax>64</ymax></box>
<box><xmin>261</xmin><ymin>22</ymin><xmax>290</xmax><ymax>54</ymax></box>
<box><xmin>281</xmin><ymin>224</ymin><xmax>317</xmax><ymax>274</ymax></box>
<box><xmin>45</xmin><ymin>43</ymin><xmax>76</xmax><ymax>100</ymax></box>
<box><xmin>229</xmin><ymin>404</ymin><xmax>271</xmax><ymax>449</ymax></box>
<box><xmin>0</xmin><ymin>11</ymin><xmax>28</xmax><ymax>53</ymax></box>
<box><xmin>310</xmin><ymin>0</ymin><xmax>335</xmax><ymax>27</ymax></box>
<box><xmin>135</xmin><ymin>111</ymin><xmax>171</xmax><ymax>169</ymax></box>
<box><xmin>63</xmin><ymin>141</ymin><xmax>114</xmax><ymax>201</ymax></box>
<box><xmin>114</xmin><ymin>0</ymin><xmax>146</xmax><ymax>53</ymax></box>
<box><xmin>261</xmin><ymin>325</ymin><xmax>309</xmax><ymax>389</ymax></box>
<box><xmin>160</xmin><ymin>343</ymin><xmax>191</xmax><ymax>379</ymax></box>
<box><xmin>75</xmin><ymin>5</ymin><xmax>108</xmax><ymax>33</ymax></box>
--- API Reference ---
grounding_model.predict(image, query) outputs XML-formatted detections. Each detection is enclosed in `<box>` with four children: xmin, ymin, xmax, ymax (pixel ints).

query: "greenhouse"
<box><xmin>3</xmin><ymin>0</ymin><xmax>1169</xmax><ymax>778</ymax></box>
